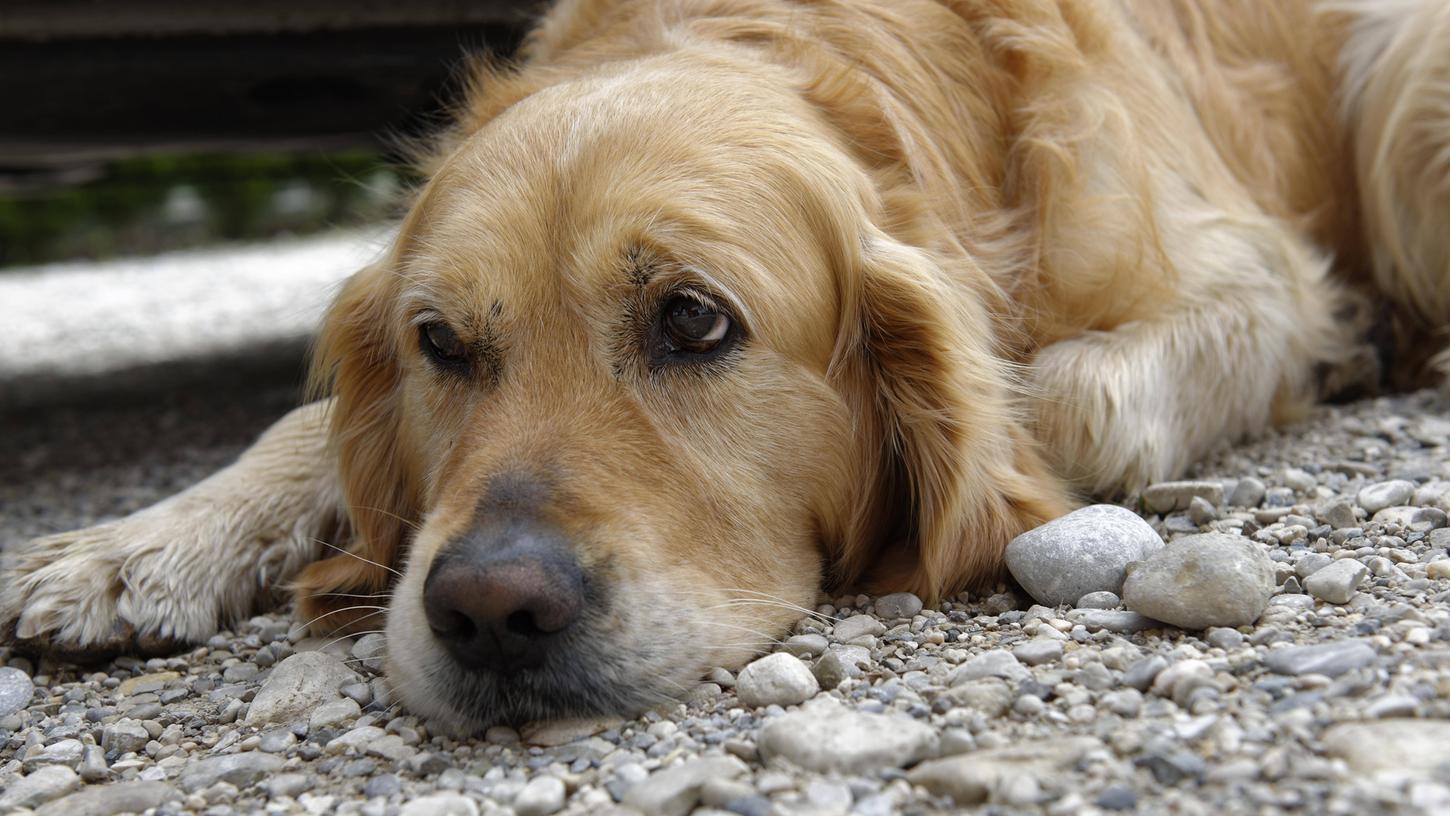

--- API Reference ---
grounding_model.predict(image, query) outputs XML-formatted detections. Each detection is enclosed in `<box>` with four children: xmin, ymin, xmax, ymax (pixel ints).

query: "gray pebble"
<box><xmin>0</xmin><ymin>765</ymin><xmax>81</xmax><ymax>810</ymax></box>
<box><xmin>780</xmin><ymin>634</ymin><xmax>828</xmax><ymax>659</ymax></box>
<box><xmin>102</xmin><ymin>719</ymin><xmax>151</xmax><ymax>756</ymax></box>
<box><xmin>1142</xmin><ymin>481</ymin><xmax>1225</xmax><ymax>514</ymax></box>
<box><xmin>1076</xmin><ymin>591</ymin><xmax>1121</xmax><ymax>609</ymax></box>
<box><xmin>1319</xmin><ymin>500</ymin><xmax>1358</xmax><ymax>530</ymax></box>
<box><xmin>78</xmin><ymin>744</ymin><xmax>108</xmax><ymax>782</ymax></box>
<box><xmin>949</xmin><ymin>650</ymin><xmax>1029</xmax><ymax>683</ymax></box>
<box><xmin>244</xmin><ymin>651</ymin><xmax>359</xmax><ymax>727</ymax></box>
<box><xmin>1358</xmin><ymin>480</ymin><xmax>1415</xmax><ymax>514</ymax></box>
<box><xmin>759</xmin><ymin>697</ymin><xmax>938</xmax><ymax>773</ymax></box>
<box><xmin>399</xmin><ymin>794</ymin><xmax>480</xmax><ymax>816</ymax></box>
<box><xmin>1303</xmin><ymin>558</ymin><xmax>1368</xmax><ymax>604</ymax></box>
<box><xmin>1006</xmin><ymin>504</ymin><xmax>1164</xmax><ymax>606</ymax></box>
<box><xmin>1229</xmin><ymin>477</ymin><xmax>1267</xmax><ymax>508</ymax></box>
<box><xmin>1205</xmin><ymin>627</ymin><xmax>1244</xmax><ymax>650</ymax></box>
<box><xmin>352</xmin><ymin>633</ymin><xmax>388</xmax><ymax>674</ymax></box>
<box><xmin>831</xmin><ymin>615</ymin><xmax>886</xmax><ymax>642</ymax></box>
<box><xmin>622</xmin><ymin>756</ymin><xmax>748</xmax><ymax>816</ymax></box>
<box><xmin>1066</xmin><ymin>609</ymin><xmax>1160</xmax><ymax>634</ymax></box>
<box><xmin>178</xmin><ymin>752</ymin><xmax>286</xmax><ymax>792</ymax></box>
<box><xmin>1011</xmin><ymin>639</ymin><xmax>1063</xmax><ymax>666</ymax></box>
<box><xmin>33</xmin><ymin>780</ymin><xmax>180</xmax><ymax>816</ymax></box>
<box><xmin>0</xmin><ymin>667</ymin><xmax>35</xmax><ymax>718</ymax></box>
<box><xmin>267</xmin><ymin>773</ymin><xmax>313</xmax><ymax>798</ymax></box>
<box><xmin>1264</xmin><ymin>640</ymin><xmax>1377</xmax><ymax>677</ymax></box>
<box><xmin>874</xmin><ymin>592</ymin><xmax>924</xmax><ymax>620</ymax></box>
<box><xmin>735</xmin><ymin>653</ymin><xmax>818</xmax><ymax>707</ymax></box>
<box><xmin>1122</xmin><ymin>533</ymin><xmax>1275</xmax><ymax>630</ymax></box>
<box><xmin>812</xmin><ymin>645</ymin><xmax>871</xmax><ymax>688</ymax></box>
<box><xmin>513</xmin><ymin>775</ymin><xmax>566</xmax><ymax>816</ymax></box>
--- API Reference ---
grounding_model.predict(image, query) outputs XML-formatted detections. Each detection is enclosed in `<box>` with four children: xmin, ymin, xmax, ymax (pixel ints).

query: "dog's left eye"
<box><xmin>420</xmin><ymin>321</ymin><xmax>468</xmax><ymax>368</ymax></box>
<box><xmin>661</xmin><ymin>296</ymin><xmax>732</xmax><ymax>356</ymax></box>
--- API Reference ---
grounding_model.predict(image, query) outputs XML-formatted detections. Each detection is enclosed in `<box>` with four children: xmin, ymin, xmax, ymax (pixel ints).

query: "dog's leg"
<box><xmin>1028</xmin><ymin>211</ymin><xmax>1349</xmax><ymax>497</ymax></box>
<box><xmin>0</xmin><ymin>401</ymin><xmax>342</xmax><ymax>660</ymax></box>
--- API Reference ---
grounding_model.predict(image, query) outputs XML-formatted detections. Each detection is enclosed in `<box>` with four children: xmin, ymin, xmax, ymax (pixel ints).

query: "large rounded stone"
<box><xmin>1121</xmin><ymin>533</ymin><xmax>1274</xmax><ymax>630</ymax></box>
<box><xmin>735</xmin><ymin>652</ymin><xmax>818</xmax><ymax>708</ymax></box>
<box><xmin>1005</xmin><ymin>505</ymin><xmax>1164</xmax><ymax>606</ymax></box>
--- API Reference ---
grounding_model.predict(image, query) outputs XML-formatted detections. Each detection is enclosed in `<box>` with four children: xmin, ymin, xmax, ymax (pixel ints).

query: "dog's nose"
<box><xmin>422</xmin><ymin>522</ymin><xmax>585</xmax><ymax>671</ymax></box>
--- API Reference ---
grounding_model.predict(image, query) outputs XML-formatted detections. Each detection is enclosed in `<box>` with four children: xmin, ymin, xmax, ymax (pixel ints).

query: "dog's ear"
<box><xmin>293</xmin><ymin>261</ymin><xmax>417</xmax><ymax>635</ymax></box>
<box><xmin>833</xmin><ymin>235</ymin><xmax>1072</xmax><ymax>603</ymax></box>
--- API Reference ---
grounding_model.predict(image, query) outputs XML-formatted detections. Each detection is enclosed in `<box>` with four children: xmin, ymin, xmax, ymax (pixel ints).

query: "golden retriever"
<box><xmin>4</xmin><ymin>0</ymin><xmax>1448</xmax><ymax>729</ymax></box>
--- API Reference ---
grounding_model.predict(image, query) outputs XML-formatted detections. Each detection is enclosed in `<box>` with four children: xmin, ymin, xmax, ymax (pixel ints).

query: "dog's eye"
<box><xmin>662</xmin><ymin>296</ymin><xmax>732</xmax><ymax>355</ymax></box>
<box><xmin>420</xmin><ymin>321</ymin><xmax>468</xmax><ymax>368</ymax></box>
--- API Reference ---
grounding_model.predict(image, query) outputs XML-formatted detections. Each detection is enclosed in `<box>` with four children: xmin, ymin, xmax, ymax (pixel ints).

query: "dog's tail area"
<box><xmin>1335</xmin><ymin>0</ymin><xmax>1450</xmax><ymax>389</ymax></box>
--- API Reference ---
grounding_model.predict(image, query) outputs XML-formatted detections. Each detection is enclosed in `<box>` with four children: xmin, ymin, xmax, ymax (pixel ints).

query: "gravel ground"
<box><xmin>2</xmin><ymin>384</ymin><xmax>1449</xmax><ymax>815</ymax></box>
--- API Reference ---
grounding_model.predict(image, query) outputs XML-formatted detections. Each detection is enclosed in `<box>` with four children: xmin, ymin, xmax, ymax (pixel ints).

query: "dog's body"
<box><xmin>4</xmin><ymin>0</ymin><xmax>1448</xmax><ymax>728</ymax></box>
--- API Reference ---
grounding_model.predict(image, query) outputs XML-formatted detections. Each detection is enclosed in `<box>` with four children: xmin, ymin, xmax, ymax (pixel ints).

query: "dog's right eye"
<box><xmin>420</xmin><ymin>321</ymin><xmax>468</xmax><ymax>369</ymax></box>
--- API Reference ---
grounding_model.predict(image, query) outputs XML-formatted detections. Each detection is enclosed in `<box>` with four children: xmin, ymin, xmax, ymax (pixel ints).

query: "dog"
<box><xmin>3</xmin><ymin>0</ymin><xmax>1448</xmax><ymax>730</ymax></box>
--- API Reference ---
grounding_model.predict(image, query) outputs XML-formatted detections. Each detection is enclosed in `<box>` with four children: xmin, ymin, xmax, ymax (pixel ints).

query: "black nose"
<box><xmin>422</xmin><ymin>521</ymin><xmax>585</xmax><ymax>672</ymax></box>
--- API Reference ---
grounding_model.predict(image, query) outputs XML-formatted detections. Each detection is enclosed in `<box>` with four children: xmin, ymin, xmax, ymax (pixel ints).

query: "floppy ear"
<box><xmin>834</xmin><ymin>235</ymin><xmax>1073</xmax><ymax>603</ymax></box>
<box><xmin>292</xmin><ymin>262</ymin><xmax>418</xmax><ymax>635</ymax></box>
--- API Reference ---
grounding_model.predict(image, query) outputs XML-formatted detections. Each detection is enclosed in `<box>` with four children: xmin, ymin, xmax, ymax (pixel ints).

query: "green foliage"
<box><xmin>0</xmin><ymin>151</ymin><xmax>413</xmax><ymax>268</ymax></box>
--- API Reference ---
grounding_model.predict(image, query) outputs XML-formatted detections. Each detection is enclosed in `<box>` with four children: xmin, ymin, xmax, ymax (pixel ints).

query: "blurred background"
<box><xmin>1</xmin><ymin>1</ymin><xmax>541</xmax><ymax>540</ymax></box>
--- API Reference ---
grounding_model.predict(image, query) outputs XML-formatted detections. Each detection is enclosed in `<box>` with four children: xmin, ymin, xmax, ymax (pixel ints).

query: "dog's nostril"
<box><xmin>505</xmin><ymin>609</ymin><xmax>542</xmax><ymax>637</ymax></box>
<box><xmin>431</xmin><ymin>610</ymin><xmax>476</xmax><ymax>640</ymax></box>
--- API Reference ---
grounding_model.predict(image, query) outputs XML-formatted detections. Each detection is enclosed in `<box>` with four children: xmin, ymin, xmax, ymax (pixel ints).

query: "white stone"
<box><xmin>245</xmin><ymin>651</ymin><xmax>359</xmax><ymax>727</ymax></box>
<box><xmin>735</xmin><ymin>652</ymin><xmax>819</xmax><ymax>708</ymax></box>
<box><xmin>758</xmin><ymin>697</ymin><xmax>938</xmax><ymax>773</ymax></box>
<box><xmin>1302</xmin><ymin>558</ymin><xmax>1368</xmax><ymax>604</ymax></box>
<box><xmin>1005</xmin><ymin>505</ymin><xmax>1163</xmax><ymax>606</ymax></box>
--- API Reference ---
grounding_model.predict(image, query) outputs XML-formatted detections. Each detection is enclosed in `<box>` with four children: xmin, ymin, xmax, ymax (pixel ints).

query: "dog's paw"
<box><xmin>1</xmin><ymin>510</ymin><xmax>235</xmax><ymax>661</ymax></box>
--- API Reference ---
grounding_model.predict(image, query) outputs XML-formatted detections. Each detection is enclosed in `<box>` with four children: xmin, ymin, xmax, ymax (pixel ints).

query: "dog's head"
<box><xmin>297</xmin><ymin>53</ymin><xmax>1067</xmax><ymax>729</ymax></box>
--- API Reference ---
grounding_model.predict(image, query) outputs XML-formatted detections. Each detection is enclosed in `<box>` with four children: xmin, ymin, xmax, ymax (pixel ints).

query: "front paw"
<box><xmin>1</xmin><ymin>522</ymin><xmax>197</xmax><ymax>662</ymax></box>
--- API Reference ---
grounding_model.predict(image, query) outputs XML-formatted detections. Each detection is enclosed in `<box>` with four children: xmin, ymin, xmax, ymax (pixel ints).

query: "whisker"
<box><xmin>313</xmin><ymin>538</ymin><xmax>403</xmax><ymax>578</ymax></box>
<box><xmin>289</xmin><ymin>605</ymin><xmax>388</xmax><ymax>635</ymax></box>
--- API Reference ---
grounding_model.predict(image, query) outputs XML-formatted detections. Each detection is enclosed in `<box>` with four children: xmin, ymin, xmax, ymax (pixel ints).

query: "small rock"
<box><xmin>1076</xmin><ymin>591</ymin><xmax>1120</xmax><ymax>609</ymax></box>
<box><xmin>0</xmin><ymin>666</ymin><xmax>35</xmax><ymax>717</ymax></box>
<box><xmin>399</xmin><ymin>793</ymin><xmax>480</xmax><ymax>816</ymax></box>
<box><xmin>1229</xmin><ymin>477</ymin><xmax>1266</xmax><ymax>508</ymax></box>
<box><xmin>26</xmin><ymin>738</ymin><xmax>83</xmax><ymax>768</ymax></box>
<box><xmin>950</xmin><ymin>650</ymin><xmax>1029</xmax><ymax>683</ymax></box>
<box><xmin>758</xmin><ymin>697</ymin><xmax>938</xmax><ymax>773</ymax></box>
<box><xmin>1122</xmin><ymin>533</ymin><xmax>1274</xmax><ymax>630</ymax></box>
<box><xmin>1322</xmin><ymin>720</ymin><xmax>1450</xmax><ymax>777</ymax></box>
<box><xmin>874</xmin><ymin>592</ymin><xmax>924</xmax><ymax>620</ymax></box>
<box><xmin>521</xmin><ymin>717</ymin><xmax>622</xmax><ymax>747</ymax></box>
<box><xmin>513</xmin><ymin>775</ymin><xmax>566</xmax><ymax>816</ymax></box>
<box><xmin>907</xmin><ymin>737</ymin><xmax>1103</xmax><ymax>805</ymax></box>
<box><xmin>245</xmin><ymin>651</ymin><xmax>359</xmax><ymax>727</ymax></box>
<box><xmin>117</xmin><ymin>671</ymin><xmax>179</xmax><ymax>696</ymax></box>
<box><xmin>621</xmin><ymin>756</ymin><xmax>749</xmax><ymax>816</ymax></box>
<box><xmin>1011</xmin><ymin>639</ymin><xmax>1063</xmax><ymax>666</ymax></box>
<box><xmin>1142</xmin><ymin>481</ymin><xmax>1225</xmax><ymax>514</ymax></box>
<box><xmin>268</xmin><ymin>773</ymin><xmax>313</xmax><ymax>798</ymax></box>
<box><xmin>1295</xmin><ymin>553</ymin><xmax>1334</xmax><ymax>579</ymax></box>
<box><xmin>812</xmin><ymin>645</ymin><xmax>871</xmax><ymax>688</ymax></box>
<box><xmin>735</xmin><ymin>653</ymin><xmax>818</xmax><ymax>708</ymax></box>
<box><xmin>1187</xmin><ymin>496</ymin><xmax>1218</xmax><ymax>525</ymax></box>
<box><xmin>831</xmin><ymin>615</ymin><xmax>886</xmax><ymax>642</ymax></box>
<box><xmin>1357</xmin><ymin>480</ymin><xmax>1414</xmax><ymax>514</ymax></box>
<box><xmin>780</xmin><ymin>634</ymin><xmax>828</xmax><ymax>659</ymax></box>
<box><xmin>1264</xmin><ymin>640</ymin><xmax>1376</xmax><ymax>677</ymax></box>
<box><xmin>102</xmin><ymin>720</ymin><xmax>151</xmax><ymax>756</ymax></box>
<box><xmin>34</xmin><ymin>780</ymin><xmax>180</xmax><ymax>816</ymax></box>
<box><xmin>1319</xmin><ymin>500</ymin><xmax>1357</xmax><ymax>530</ymax></box>
<box><xmin>352</xmin><ymin>633</ymin><xmax>388</xmax><ymax>674</ymax></box>
<box><xmin>1302</xmin><ymin>559</ymin><xmax>1368</xmax><ymax>604</ymax></box>
<box><xmin>939</xmin><ymin>679</ymin><xmax>1013</xmax><ymax>718</ymax></box>
<box><xmin>78</xmin><ymin>744</ymin><xmax>108</xmax><ymax>782</ymax></box>
<box><xmin>1066</xmin><ymin>609</ymin><xmax>1159</xmax><ymax>634</ymax></box>
<box><xmin>179</xmin><ymin>751</ymin><xmax>285</xmax><ymax>793</ymax></box>
<box><xmin>1005</xmin><ymin>504</ymin><xmax>1164</xmax><ymax>606</ymax></box>
<box><xmin>0</xmin><ymin>765</ymin><xmax>81</xmax><ymax>810</ymax></box>
<box><xmin>309</xmin><ymin>697</ymin><xmax>363</xmax><ymax>732</ymax></box>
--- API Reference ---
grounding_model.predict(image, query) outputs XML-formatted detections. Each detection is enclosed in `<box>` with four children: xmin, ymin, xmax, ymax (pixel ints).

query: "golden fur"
<box><xmin>4</xmin><ymin>0</ymin><xmax>1448</xmax><ymax>726</ymax></box>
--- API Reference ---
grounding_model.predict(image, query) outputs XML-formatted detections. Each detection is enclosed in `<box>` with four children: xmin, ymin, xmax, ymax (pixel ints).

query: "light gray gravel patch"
<box><xmin>3</xmin><ymin>383</ymin><xmax>1450</xmax><ymax>814</ymax></box>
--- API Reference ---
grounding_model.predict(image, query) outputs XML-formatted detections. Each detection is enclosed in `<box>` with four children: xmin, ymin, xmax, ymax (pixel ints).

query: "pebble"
<box><xmin>1322</xmin><ymin>720</ymin><xmax>1450</xmax><ymax>777</ymax></box>
<box><xmin>756</xmin><ymin>697</ymin><xmax>935</xmax><ymax>775</ymax></box>
<box><xmin>33</xmin><ymin>780</ymin><xmax>180</xmax><ymax>816</ymax></box>
<box><xmin>812</xmin><ymin>645</ymin><xmax>871</xmax><ymax>688</ymax></box>
<box><xmin>831</xmin><ymin>615</ymin><xmax>886</xmax><ymax>642</ymax></box>
<box><xmin>399</xmin><ymin>793</ymin><xmax>480</xmax><ymax>816</ymax></box>
<box><xmin>1302</xmin><ymin>558</ymin><xmax>1368</xmax><ymax>604</ymax></box>
<box><xmin>268</xmin><ymin>773</ymin><xmax>314</xmax><ymax>798</ymax></box>
<box><xmin>780</xmin><ymin>634</ymin><xmax>828</xmax><ymax>659</ymax></box>
<box><xmin>310</xmin><ymin>696</ymin><xmax>363</xmax><ymax>732</ymax></box>
<box><xmin>1122</xmin><ymin>533</ymin><xmax>1275</xmax><ymax>629</ymax></box>
<box><xmin>1141</xmin><ymin>481</ymin><xmax>1225</xmax><ymax>514</ymax></box>
<box><xmin>622</xmin><ymin>756</ymin><xmax>749</xmax><ymax>816</ymax></box>
<box><xmin>245</xmin><ymin>651</ymin><xmax>359</xmax><ymax>727</ymax></box>
<box><xmin>0</xmin><ymin>667</ymin><xmax>35</xmax><ymax>717</ymax></box>
<box><xmin>1011</xmin><ymin>639</ymin><xmax>1064</xmax><ymax>666</ymax></box>
<box><xmin>874</xmin><ymin>592</ymin><xmax>924</xmax><ymax>620</ymax></box>
<box><xmin>907</xmin><ymin>737</ymin><xmax>1103</xmax><ymax>804</ymax></box>
<box><xmin>513</xmin><ymin>775</ymin><xmax>566</xmax><ymax>816</ymax></box>
<box><xmin>1076</xmin><ymin>591</ymin><xmax>1120</xmax><ymax>609</ymax></box>
<box><xmin>950</xmin><ymin>649</ymin><xmax>1030</xmax><ymax>683</ymax></box>
<box><xmin>1263</xmin><ymin>640</ymin><xmax>1377</xmax><ymax>677</ymax></box>
<box><xmin>103</xmin><ymin>719</ymin><xmax>151</xmax><ymax>755</ymax></box>
<box><xmin>352</xmin><ymin>633</ymin><xmax>388</xmax><ymax>674</ymax></box>
<box><xmin>1005</xmin><ymin>504</ymin><xmax>1165</xmax><ymax>606</ymax></box>
<box><xmin>735</xmin><ymin>653</ymin><xmax>818</xmax><ymax>707</ymax></box>
<box><xmin>178</xmin><ymin>751</ymin><xmax>286</xmax><ymax>792</ymax></box>
<box><xmin>1229</xmin><ymin>477</ymin><xmax>1267</xmax><ymax>507</ymax></box>
<box><xmin>1357</xmin><ymin>480</ymin><xmax>1415</xmax><ymax>514</ymax></box>
<box><xmin>0</xmin><ymin>765</ymin><xmax>81</xmax><ymax>810</ymax></box>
